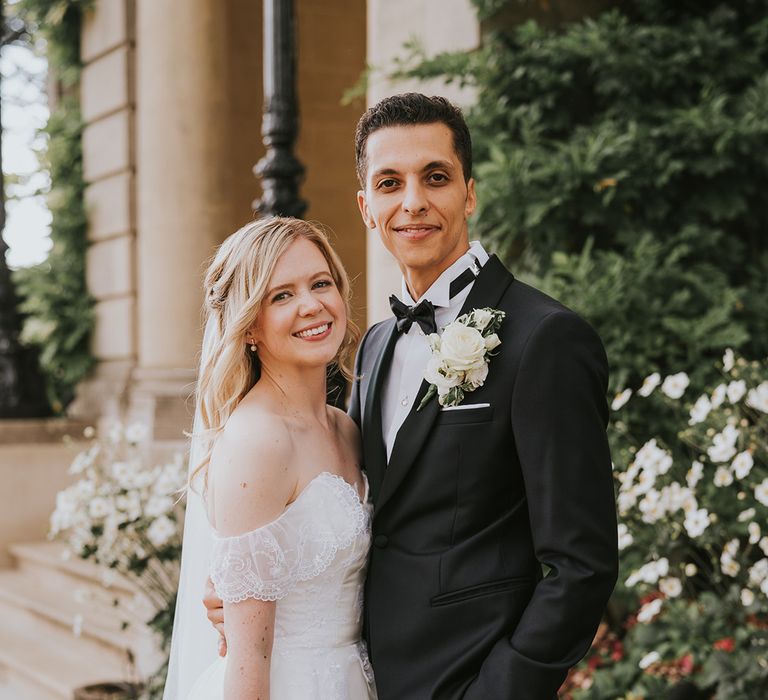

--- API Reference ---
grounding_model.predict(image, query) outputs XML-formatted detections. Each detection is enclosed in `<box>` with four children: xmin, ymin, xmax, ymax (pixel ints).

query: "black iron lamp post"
<box><xmin>253</xmin><ymin>0</ymin><xmax>306</xmax><ymax>218</ymax></box>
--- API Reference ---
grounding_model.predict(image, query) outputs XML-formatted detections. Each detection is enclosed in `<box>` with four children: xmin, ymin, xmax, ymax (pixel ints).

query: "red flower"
<box><xmin>610</xmin><ymin>640</ymin><xmax>625</xmax><ymax>662</ymax></box>
<box><xmin>587</xmin><ymin>655</ymin><xmax>602</xmax><ymax>671</ymax></box>
<box><xmin>713</xmin><ymin>637</ymin><xmax>735</xmax><ymax>653</ymax></box>
<box><xmin>679</xmin><ymin>654</ymin><xmax>694</xmax><ymax>675</ymax></box>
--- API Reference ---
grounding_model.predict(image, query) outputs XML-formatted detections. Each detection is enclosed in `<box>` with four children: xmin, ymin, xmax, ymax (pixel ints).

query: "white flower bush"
<box><xmin>50</xmin><ymin>421</ymin><xmax>186</xmax><ymax>690</ymax></box>
<box><xmin>567</xmin><ymin>353</ymin><xmax>768</xmax><ymax>699</ymax></box>
<box><xmin>612</xmin><ymin>353</ymin><xmax>768</xmax><ymax>609</ymax></box>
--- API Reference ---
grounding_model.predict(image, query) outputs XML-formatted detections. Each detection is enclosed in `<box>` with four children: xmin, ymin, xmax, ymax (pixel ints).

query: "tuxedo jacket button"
<box><xmin>373</xmin><ymin>534</ymin><xmax>388</xmax><ymax>548</ymax></box>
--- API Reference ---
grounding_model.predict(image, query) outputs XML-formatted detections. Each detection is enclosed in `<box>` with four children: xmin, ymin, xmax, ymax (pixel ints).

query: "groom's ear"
<box><xmin>465</xmin><ymin>178</ymin><xmax>477</xmax><ymax>219</ymax></box>
<box><xmin>356</xmin><ymin>190</ymin><xmax>376</xmax><ymax>229</ymax></box>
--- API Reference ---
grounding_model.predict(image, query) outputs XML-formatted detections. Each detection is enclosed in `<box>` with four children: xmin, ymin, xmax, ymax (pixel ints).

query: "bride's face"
<box><xmin>250</xmin><ymin>237</ymin><xmax>346</xmax><ymax>373</ymax></box>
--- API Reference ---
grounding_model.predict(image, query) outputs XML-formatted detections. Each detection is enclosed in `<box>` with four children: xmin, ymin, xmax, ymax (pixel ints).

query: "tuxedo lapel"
<box><xmin>376</xmin><ymin>255</ymin><xmax>515</xmax><ymax>513</ymax></box>
<box><xmin>362</xmin><ymin>319</ymin><xmax>398</xmax><ymax>504</ymax></box>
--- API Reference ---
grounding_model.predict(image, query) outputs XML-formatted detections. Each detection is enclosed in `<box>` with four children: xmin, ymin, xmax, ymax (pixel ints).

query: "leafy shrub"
<box><xmin>397</xmin><ymin>1</ymin><xmax>768</xmax><ymax>405</ymax></box>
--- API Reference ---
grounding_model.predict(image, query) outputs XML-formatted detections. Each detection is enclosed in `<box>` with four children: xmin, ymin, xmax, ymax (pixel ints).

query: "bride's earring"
<box><xmin>248</xmin><ymin>339</ymin><xmax>257</xmax><ymax>352</ymax></box>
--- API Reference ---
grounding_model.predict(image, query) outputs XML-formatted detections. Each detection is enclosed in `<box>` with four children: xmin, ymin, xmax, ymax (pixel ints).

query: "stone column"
<box><xmin>133</xmin><ymin>0</ymin><xmax>264</xmax><ymax>439</ymax></box>
<box><xmin>365</xmin><ymin>0</ymin><xmax>480</xmax><ymax>324</ymax></box>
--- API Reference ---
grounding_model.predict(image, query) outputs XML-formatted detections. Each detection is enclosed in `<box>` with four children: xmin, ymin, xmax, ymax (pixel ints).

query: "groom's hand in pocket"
<box><xmin>203</xmin><ymin>576</ymin><xmax>227</xmax><ymax>656</ymax></box>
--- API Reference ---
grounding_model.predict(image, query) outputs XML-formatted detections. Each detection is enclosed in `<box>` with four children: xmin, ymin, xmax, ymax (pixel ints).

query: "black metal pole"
<box><xmin>253</xmin><ymin>0</ymin><xmax>306</xmax><ymax>217</ymax></box>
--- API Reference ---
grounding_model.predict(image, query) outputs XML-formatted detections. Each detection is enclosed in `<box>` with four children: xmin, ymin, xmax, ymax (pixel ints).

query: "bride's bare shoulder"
<box><xmin>210</xmin><ymin>402</ymin><xmax>296</xmax><ymax>536</ymax></box>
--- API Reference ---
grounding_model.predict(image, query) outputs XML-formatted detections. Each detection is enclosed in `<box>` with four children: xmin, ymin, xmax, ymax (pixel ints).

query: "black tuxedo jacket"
<box><xmin>349</xmin><ymin>255</ymin><xmax>618</xmax><ymax>699</ymax></box>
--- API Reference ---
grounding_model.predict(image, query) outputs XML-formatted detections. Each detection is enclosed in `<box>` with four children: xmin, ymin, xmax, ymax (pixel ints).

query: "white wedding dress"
<box><xmin>186</xmin><ymin>471</ymin><xmax>377</xmax><ymax>700</ymax></box>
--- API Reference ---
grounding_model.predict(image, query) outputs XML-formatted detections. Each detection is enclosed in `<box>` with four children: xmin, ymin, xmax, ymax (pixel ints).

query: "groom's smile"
<box><xmin>357</xmin><ymin>123</ymin><xmax>477</xmax><ymax>299</ymax></box>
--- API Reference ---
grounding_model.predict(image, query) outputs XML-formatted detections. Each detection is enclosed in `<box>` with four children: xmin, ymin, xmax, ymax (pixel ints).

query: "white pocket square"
<box><xmin>440</xmin><ymin>402</ymin><xmax>491</xmax><ymax>412</ymax></box>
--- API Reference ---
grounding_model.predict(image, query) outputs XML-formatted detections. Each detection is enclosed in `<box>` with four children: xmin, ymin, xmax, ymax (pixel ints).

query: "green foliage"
<box><xmin>12</xmin><ymin>0</ymin><xmax>94</xmax><ymax>412</ymax></box>
<box><xmin>398</xmin><ymin>1</ymin><xmax>768</xmax><ymax>406</ymax></box>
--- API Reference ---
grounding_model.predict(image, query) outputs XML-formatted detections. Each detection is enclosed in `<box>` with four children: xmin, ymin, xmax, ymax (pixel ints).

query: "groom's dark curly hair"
<box><xmin>354</xmin><ymin>93</ymin><xmax>473</xmax><ymax>187</ymax></box>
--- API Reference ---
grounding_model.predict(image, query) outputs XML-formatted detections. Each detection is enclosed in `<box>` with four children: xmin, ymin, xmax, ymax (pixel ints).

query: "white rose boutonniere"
<box><xmin>417</xmin><ymin>307</ymin><xmax>505</xmax><ymax>410</ymax></box>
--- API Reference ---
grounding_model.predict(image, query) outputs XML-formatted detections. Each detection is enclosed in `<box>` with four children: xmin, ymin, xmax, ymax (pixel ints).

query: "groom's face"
<box><xmin>357</xmin><ymin>123</ymin><xmax>476</xmax><ymax>290</ymax></box>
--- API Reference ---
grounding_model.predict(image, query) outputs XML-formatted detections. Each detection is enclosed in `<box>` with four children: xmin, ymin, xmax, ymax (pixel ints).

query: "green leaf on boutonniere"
<box><xmin>417</xmin><ymin>384</ymin><xmax>437</xmax><ymax>412</ymax></box>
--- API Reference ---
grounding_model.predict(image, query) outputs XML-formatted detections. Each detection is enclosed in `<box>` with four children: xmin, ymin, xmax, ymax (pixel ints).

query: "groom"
<box><xmin>347</xmin><ymin>93</ymin><xmax>617</xmax><ymax>699</ymax></box>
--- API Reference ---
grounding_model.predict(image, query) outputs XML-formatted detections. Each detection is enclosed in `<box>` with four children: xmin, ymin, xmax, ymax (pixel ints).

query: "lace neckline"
<box><xmin>211</xmin><ymin>470</ymin><xmax>370</xmax><ymax>540</ymax></box>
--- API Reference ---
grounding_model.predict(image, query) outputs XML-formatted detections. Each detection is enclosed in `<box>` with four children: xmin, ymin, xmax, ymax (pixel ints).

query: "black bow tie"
<box><xmin>389</xmin><ymin>258</ymin><xmax>483</xmax><ymax>335</ymax></box>
<box><xmin>389</xmin><ymin>296</ymin><xmax>437</xmax><ymax>335</ymax></box>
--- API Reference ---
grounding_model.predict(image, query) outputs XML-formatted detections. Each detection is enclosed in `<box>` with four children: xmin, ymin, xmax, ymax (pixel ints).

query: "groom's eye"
<box><xmin>427</xmin><ymin>172</ymin><xmax>448</xmax><ymax>184</ymax></box>
<box><xmin>377</xmin><ymin>178</ymin><xmax>398</xmax><ymax>189</ymax></box>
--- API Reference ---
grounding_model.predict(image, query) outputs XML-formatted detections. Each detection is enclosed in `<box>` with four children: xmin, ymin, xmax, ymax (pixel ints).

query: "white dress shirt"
<box><xmin>381</xmin><ymin>241</ymin><xmax>490</xmax><ymax>460</ymax></box>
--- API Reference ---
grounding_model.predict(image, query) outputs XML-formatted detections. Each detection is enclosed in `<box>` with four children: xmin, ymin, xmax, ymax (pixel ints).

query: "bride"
<box><xmin>165</xmin><ymin>217</ymin><xmax>376</xmax><ymax>699</ymax></box>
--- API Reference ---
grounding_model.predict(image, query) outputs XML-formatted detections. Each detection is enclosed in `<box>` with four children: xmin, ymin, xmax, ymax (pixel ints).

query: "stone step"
<box><xmin>0</xmin><ymin>600</ymin><xmax>140</xmax><ymax>700</ymax></box>
<box><xmin>9</xmin><ymin>542</ymin><xmax>135</xmax><ymax>597</ymax></box>
<box><xmin>0</xmin><ymin>569</ymin><xmax>151</xmax><ymax>656</ymax></box>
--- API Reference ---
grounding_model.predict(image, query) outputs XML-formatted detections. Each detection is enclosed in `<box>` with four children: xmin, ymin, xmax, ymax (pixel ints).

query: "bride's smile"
<box><xmin>251</xmin><ymin>237</ymin><xmax>347</xmax><ymax>373</ymax></box>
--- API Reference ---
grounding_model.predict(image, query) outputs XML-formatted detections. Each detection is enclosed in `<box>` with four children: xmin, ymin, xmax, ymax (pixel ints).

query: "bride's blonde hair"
<box><xmin>192</xmin><ymin>217</ymin><xmax>359</xmax><ymax>489</ymax></box>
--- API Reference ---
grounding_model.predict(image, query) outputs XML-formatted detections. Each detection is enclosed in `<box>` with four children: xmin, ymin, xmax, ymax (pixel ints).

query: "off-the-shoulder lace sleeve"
<box><xmin>210</xmin><ymin>473</ymin><xmax>368</xmax><ymax>603</ymax></box>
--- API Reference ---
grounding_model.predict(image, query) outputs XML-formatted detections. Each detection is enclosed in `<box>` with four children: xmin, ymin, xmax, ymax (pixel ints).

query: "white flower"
<box><xmin>147</xmin><ymin>516</ymin><xmax>176</xmax><ymax>548</ymax></box>
<box><xmin>465</xmin><ymin>362</ymin><xmax>489</xmax><ymax>390</ymax></box>
<box><xmin>617</xmin><ymin>490</ymin><xmax>637</xmax><ymax>515</ymax></box>
<box><xmin>746</xmin><ymin>381</ymin><xmax>768</xmax><ymax>413</ymax></box>
<box><xmin>424</xmin><ymin>357</ymin><xmax>462</xmax><ymax>397</ymax></box>
<box><xmin>684</xmin><ymin>563</ymin><xmax>698</xmax><ymax>577</ymax></box>
<box><xmin>748</xmin><ymin>559</ymin><xmax>768</xmax><ymax>587</ymax></box>
<box><xmin>749</xmin><ymin>523</ymin><xmax>761</xmax><ymax>545</ymax></box>
<box><xmin>741</xmin><ymin>588</ymin><xmax>755</xmax><ymax>607</ymax></box>
<box><xmin>688</xmin><ymin>394</ymin><xmax>712</xmax><ymax>425</ymax></box>
<box><xmin>626</xmin><ymin>558</ymin><xmax>668</xmax><ymax>588</ymax></box>
<box><xmin>639</xmin><ymin>650</ymin><xmax>661</xmax><ymax>669</ymax></box>
<box><xmin>125</xmin><ymin>423</ymin><xmax>149</xmax><ymax>444</ymax></box>
<box><xmin>738</xmin><ymin>507</ymin><xmax>756</xmax><ymax>522</ymax></box>
<box><xmin>659</xmin><ymin>577</ymin><xmax>682</xmax><ymax>598</ymax></box>
<box><xmin>638</xmin><ymin>372</ymin><xmax>661</xmax><ymax>397</ymax></box>
<box><xmin>639</xmin><ymin>490</ymin><xmax>665</xmax><ymax>523</ymax></box>
<box><xmin>611</xmin><ymin>388</ymin><xmax>632</xmax><ymax>411</ymax></box>
<box><xmin>661</xmin><ymin>372</ymin><xmax>689</xmax><ymax>399</ymax></box>
<box><xmin>617</xmin><ymin>523</ymin><xmax>633</xmax><ymax>550</ymax></box>
<box><xmin>88</xmin><ymin>497</ymin><xmax>112</xmax><ymax>520</ymax></box>
<box><xmin>439</xmin><ymin>324</ymin><xmax>487</xmax><ymax>371</ymax></box>
<box><xmin>470</xmin><ymin>308</ymin><xmax>493</xmax><ymax>330</ymax></box>
<box><xmin>684</xmin><ymin>508</ymin><xmax>710</xmax><ymax>538</ymax></box>
<box><xmin>707</xmin><ymin>424</ymin><xmax>739</xmax><ymax>463</ymax></box>
<box><xmin>714</xmin><ymin>466</ymin><xmax>733</xmax><ymax>487</ymax></box>
<box><xmin>637</xmin><ymin>598</ymin><xmax>663</xmax><ymax>623</ymax></box>
<box><xmin>724</xmin><ymin>538</ymin><xmax>739</xmax><ymax>557</ymax></box>
<box><xmin>711</xmin><ymin>383</ymin><xmax>727</xmax><ymax>408</ymax></box>
<box><xmin>721</xmin><ymin>557</ymin><xmax>740</xmax><ymax>577</ymax></box>
<box><xmin>144</xmin><ymin>495</ymin><xmax>174</xmax><ymax>519</ymax></box>
<box><xmin>726</xmin><ymin>380</ymin><xmax>747</xmax><ymax>404</ymax></box>
<box><xmin>755</xmin><ymin>479</ymin><xmax>768</xmax><ymax>507</ymax></box>
<box><xmin>723</xmin><ymin>348</ymin><xmax>735</xmax><ymax>372</ymax></box>
<box><xmin>731</xmin><ymin>451</ymin><xmax>754</xmax><ymax>480</ymax></box>
<box><xmin>760</xmin><ymin>537</ymin><xmax>768</xmax><ymax>557</ymax></box>
<box><xmin>687</xmin><ymin>461</ymin><xmax>704</xmax><ymax>488</ymax></box>
<box><xmin>483</xmin><ymin>333</ymin><xmax>501</xmax><ymax>352</ymax></box>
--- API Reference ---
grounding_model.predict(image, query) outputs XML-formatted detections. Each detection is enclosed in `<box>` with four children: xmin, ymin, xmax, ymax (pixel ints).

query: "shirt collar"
<box><xmin>401</xmin><ymin>241</ymin><xmax>490</xmax><ymax>307</ymax></box>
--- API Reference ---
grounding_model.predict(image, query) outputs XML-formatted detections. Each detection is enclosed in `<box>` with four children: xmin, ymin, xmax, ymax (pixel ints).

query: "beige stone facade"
<box><xmin>74</xmin><ymin>0</ymin><xmax>369</xmax><ymax>440</ymax></box>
